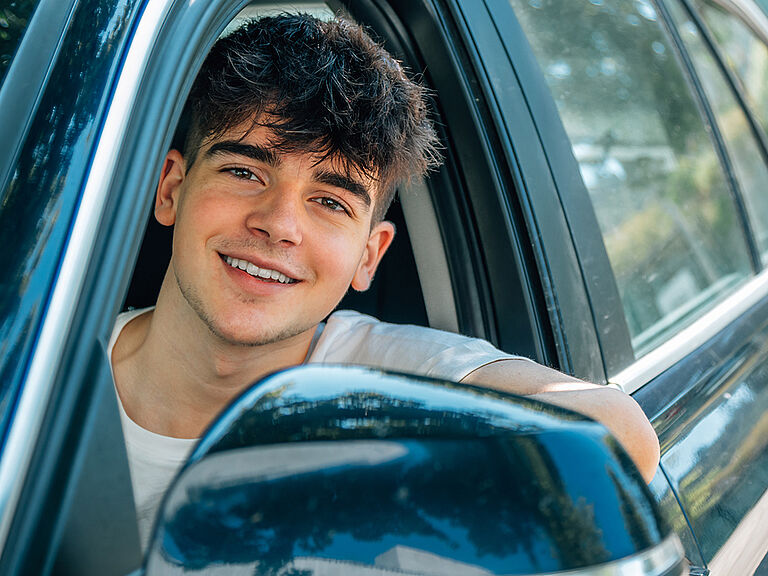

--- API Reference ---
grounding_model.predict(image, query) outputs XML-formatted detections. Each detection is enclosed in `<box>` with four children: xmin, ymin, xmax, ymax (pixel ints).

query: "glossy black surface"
<box><xmin>638</xmin><ymin>297</ymin><xmax>768</xmax><ymax>566</ymax></box>
<box><xmin>0</xmin><ymin>0</ymin><xmax>140</xmax><ymax>445</ymax></box>
<box><xmin>147</xmin><ymin>366</ymin><xmax>669</xmax><ymax>575</ymax></box>
<box><xmin>648</xmin><ymin>464</ymin><xmax>707</xmax><ymax>572</ymax></box>
<box><xmin>0</xmin><ymin>0</ymin><xmax>42</xmax><ymax>85</ymax></box>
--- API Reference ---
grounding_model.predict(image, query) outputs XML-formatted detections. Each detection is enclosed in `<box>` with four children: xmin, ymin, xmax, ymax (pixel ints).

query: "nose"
<box><xmin>245</xmin><ymin>185</ymin><xmax>303</xmax><ymax>245</ymax></box>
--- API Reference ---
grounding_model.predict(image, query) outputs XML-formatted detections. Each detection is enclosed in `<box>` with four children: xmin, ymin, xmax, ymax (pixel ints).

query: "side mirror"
<box><xmin>145</xmin><ymin>365</ymin><xmax>684</xmax><ymax>575</ymax></box>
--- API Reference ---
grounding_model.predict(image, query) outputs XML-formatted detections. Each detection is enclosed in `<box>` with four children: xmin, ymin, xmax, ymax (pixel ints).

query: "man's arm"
<box><xmin>461</xmin><ymin>359</ymin><xmax>660</xmax><ymax>483</ymax></box>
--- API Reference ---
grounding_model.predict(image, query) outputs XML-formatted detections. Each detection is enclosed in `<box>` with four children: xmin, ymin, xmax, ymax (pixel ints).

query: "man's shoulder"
<box><xmin>323</xmin><ymin>309</ymin><xmax>468</xmax><ymax>343</ymax></box>
<box><xmin>311</xmin><ymin>310</ymin><xmax>515</xmax><ymax>381</ymax></box>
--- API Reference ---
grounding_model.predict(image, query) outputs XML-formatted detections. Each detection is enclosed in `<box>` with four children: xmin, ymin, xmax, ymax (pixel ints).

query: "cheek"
<box><xmin>177</xmin><ymin>188</ymin><xmax>243</xmax><ymax>236</ymax></box>
<box><xmin>310</xmin><ymin>228</ymin><xmax>370</xmax><ymax>282</ymax></box>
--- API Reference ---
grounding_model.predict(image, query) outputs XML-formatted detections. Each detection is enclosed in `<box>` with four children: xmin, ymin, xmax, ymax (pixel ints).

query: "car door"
<box><xmin>0</xmin><ymin>0</ymin><xmax>149</xmax><ymax>573</ymax></box>
<box><xmin>451</xmin><ymin>0</ymin><xmax>768</xmax><ymax>574</ymax></box>
<box><xmin>0</xmin><ymin>0</ymin><xmax>276</xmax><ymax>573</ymax></box>
<box><xmin>4</xmin><ymin>0</ymin><xmax>755</xmax><ymax>575</ymax></box>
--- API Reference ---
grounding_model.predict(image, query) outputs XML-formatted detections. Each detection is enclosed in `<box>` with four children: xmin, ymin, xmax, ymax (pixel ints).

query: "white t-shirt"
<box><xmin>108</xmin><ymin>307</ymin><xmax>521</xmax><ymax>549</ymax></box>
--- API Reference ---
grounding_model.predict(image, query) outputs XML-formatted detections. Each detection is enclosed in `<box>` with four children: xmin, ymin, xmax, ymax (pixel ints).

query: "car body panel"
<box><xmin>147</xmin><ymin>366</ymin><xmax>672</xmax><ymax>575</ymax></box>
<box><xmin>1</xmin><ymin>0</ymin><xmax>767</xmax><ymax>573</ymax></box>
<box><xmin>635</xmin><ymin>293</ymin><xmax>768</xmax><ymax>572</ymax></box>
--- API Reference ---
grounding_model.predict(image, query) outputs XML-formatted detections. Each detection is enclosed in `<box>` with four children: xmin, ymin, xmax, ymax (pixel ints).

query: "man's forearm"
<box><xmin>461</xmin><ymin>359</ymin><xmax>660</xmax><ymax>483</ymax></box>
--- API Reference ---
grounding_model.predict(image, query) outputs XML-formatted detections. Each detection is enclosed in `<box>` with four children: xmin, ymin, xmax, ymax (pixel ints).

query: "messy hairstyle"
<box><xmin>176</xmin><ymin>13</ymin><xmax>442</xmax><ymax>220</ymax></box>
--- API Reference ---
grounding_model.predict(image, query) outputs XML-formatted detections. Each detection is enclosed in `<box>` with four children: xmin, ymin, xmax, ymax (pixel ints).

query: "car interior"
<box><xmin>124</xmin><ymin>179</ymin><xmax>436</xmax><ymax>329</ymax></box>
<box><xmin>51</xmin><ymin>3</ymin><xmax>473</xmax><ymax>575</ymax></box>
<box><xmin>122</xmin><ymin>1</ymin><xmax>462</xmax><ymax>336</ymax></box>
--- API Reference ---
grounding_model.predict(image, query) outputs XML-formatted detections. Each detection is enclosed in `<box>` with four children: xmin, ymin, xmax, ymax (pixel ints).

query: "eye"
<box><xmin>313</xmin><ymin>197</ymin><xmax>349</xmax><ymax>214</ymax></box>
<box><xmin>226</xmin><ymin>167</ymin><xmax>263</xmax><ymax>182</ymax></box>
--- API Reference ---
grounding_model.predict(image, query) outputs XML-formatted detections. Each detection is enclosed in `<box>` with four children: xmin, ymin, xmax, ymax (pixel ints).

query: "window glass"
<box><xmin>0</xmin><ymin>0</ymin><xmax>42</xmax><ymax>87</ymax></box>
<box><xmin>507</xmin><ymin>0</ymin><xmax>752</xmax><ymax>357</ymax></box>
<box><xmin>668</xmin><ymin>0</ymin><xmax>768</xmax><ymax>263</ymax></box>
<box><xmin>691</xmin><ymin>0</ymin><xmax>768</xmax><ymax>140</ymax></box>
<box><xmin>0</xmin><ymin>0</ymin><xmax>135</xmax><ymax>447</ymax></box>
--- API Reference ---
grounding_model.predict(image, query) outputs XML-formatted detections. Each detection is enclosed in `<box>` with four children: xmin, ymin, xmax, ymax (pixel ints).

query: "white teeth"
<box><xmin>224</xmin><ymin>254</ymin><xmax>295</xmax><ymax>283</ymax></box>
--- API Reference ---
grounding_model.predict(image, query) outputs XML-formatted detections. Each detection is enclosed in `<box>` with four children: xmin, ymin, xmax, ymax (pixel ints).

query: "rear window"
<box><xmin>507</xmin><ymin>0</ymin><xmax>754</xmax><ymax>357</ymax></box>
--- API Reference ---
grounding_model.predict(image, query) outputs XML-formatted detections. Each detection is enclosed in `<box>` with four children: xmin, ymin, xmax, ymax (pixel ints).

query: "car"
<box><xmin>2</xmin><ymin>0</ymin><xmax>768</xmax><ymax>574</ymax></box>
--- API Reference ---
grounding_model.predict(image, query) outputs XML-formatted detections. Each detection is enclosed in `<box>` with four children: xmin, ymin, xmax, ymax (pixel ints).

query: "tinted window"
<box><xmin>0</xmin><ymin>0</ymin><xmax>42</xmax><ymax>86</ymax></box>
<box><xmin>667</xmin><ymin>0</ymin><xmax>768</xmax><ymax>264</ymax></box>
<box><xmin>508</xmin><ymin>0</ymin><xmax>752</xmax><ymax>357</ymax></box>
<box><xmin>692</xmin><ymin>0</ymin><xmax>768</xmax><ymax>139</ymax></box>
<box><xmin>0</xmin><ymin>0</ymin><xmax>138</xmax><ymax>441</ymax></box>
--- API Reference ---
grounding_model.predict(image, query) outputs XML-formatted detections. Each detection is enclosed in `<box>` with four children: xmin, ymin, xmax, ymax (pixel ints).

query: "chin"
<box><xmin>207</xmin><ymin>314</ymin><xmax>311</xmax><ymax>348</ymax></box>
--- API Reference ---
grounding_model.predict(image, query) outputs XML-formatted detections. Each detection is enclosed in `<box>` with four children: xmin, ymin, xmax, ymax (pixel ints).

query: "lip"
<box><xmin>218</xmin><ymin>253</ymin><xmax>303</xmax><ymax>295</ymax></box>
<box><xmin>218</xmin><ymin>251</ymin><xmax>302</xmax><ymax>282</ymax></box>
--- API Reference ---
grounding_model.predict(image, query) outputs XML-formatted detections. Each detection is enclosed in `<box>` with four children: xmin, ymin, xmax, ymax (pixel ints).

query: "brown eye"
<box><xmin>227</xmin><ymin>167</ymin><xmax>261</xmax><ymax>182</ymax></box>
<box><xmin>314</xmin><ymin>197</ymin><xmax>348</xmax><ymax>214</ymax></box>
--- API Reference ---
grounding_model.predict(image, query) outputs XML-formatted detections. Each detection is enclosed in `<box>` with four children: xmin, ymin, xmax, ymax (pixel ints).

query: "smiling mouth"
<box><xmin>223</xmin><ymin>255</ymin><xmax>298</xmax><ymax>284</ymax></box>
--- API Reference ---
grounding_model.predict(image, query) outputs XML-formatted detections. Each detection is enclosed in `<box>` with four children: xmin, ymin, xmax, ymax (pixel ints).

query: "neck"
<box><xmin>112</xmin><ymin>277</ymin><xmax>317</xmax><ymax>439</ymax></box>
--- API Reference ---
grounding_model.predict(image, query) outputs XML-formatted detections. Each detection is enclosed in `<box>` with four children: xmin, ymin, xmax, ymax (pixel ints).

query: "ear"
<box><xmin>351</xmin><ymin>221</ymin><xmax>396</xmax><ymax>291</ymax></box>
<box><xmin>154</xmin><ymin>149</ymin><xmax>186</xmax><ymax>227</ymax></box>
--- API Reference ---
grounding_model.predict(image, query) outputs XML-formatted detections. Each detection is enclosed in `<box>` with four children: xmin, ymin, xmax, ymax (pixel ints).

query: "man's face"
<box><xmin>155</xmin><ymin>122</ymin><xmax>394</xmax><ymax>346</ymax></box>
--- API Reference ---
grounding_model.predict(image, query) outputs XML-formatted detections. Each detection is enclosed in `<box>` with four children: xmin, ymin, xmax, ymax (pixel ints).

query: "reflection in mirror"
<box><xmin>145</xmin><ymin>367</ymin><xmax>668</xmax><ymax>575</ymax></box>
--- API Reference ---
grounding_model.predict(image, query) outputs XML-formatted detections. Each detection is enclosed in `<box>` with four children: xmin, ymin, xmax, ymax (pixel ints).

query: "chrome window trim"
<box><xmin>531</xmin><ymin>534</ymin><xmax>683</xmax><ymax>576</ymax></box>
<box><xmin>709</xmin><ymin>0</ymin><xmax>768</xmax><ymax>45</ymax></box>
<box><xmin>0</xmin><ymin>0</ymin><xmax>176</xmax><ymax>550</ymax></box>
<box><xmin>612</xmin><ymin>270</ymin><xmax>768</xmax><ymax>393</ymax></box>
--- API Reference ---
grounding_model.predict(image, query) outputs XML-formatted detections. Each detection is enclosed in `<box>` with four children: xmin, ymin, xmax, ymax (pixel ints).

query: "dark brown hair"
<box><xmin>176</xmin><ymin>13</ymin><xmax>442</xmax><ymax>220</ymax></box>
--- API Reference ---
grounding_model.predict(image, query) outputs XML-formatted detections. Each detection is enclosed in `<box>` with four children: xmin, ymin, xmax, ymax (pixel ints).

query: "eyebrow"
<box><xmin>205</xmin><ymin>141</ymin><xmax>281</xmax><ymax>167</ymax></box>
<box><xmin>205</xmin><ymin>140</ymin><xmax>371</xmax><ymax>208</ymax></box>
<box><xmin>314</xmin><ymin>170</ymin><xmax>371</xmax><ymax>208</ymax></box>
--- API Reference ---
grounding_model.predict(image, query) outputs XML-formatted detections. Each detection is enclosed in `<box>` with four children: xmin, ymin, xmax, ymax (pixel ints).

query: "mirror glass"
<box><xmin>144</xmin><ymin>368</ymin><xmax>663</xmax><ymax>575</ymax></box>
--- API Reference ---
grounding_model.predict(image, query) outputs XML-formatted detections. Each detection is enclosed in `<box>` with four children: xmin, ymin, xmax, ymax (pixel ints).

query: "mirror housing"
<box><xmin>145</xmin><ymin>366</ymin><xmax>684</xmax><ymax>575</ymax></box>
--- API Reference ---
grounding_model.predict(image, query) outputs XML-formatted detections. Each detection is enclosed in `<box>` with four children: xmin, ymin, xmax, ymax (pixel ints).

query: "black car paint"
<box><xmin>0</xmin><ymin>0</ymin><xmax>766</xmax><ymax>573</ymax></box>
<box><xmin>147</xmin><ymin>366</ymin><xmax>672</xmax><ymax>575</ymax></box>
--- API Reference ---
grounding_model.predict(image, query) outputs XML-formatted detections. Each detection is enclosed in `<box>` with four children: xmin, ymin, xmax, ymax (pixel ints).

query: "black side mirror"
<box><xmin>145</xmin><ymin>365</ymin><xmax>684</xmax><ymax>575</ymax></box>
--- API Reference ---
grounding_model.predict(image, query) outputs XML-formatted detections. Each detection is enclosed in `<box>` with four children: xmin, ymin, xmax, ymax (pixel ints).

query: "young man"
<box><xmin>110</xmin><ymin>13</ymin><xmax>660</xmax><ymax>548</ymax></box>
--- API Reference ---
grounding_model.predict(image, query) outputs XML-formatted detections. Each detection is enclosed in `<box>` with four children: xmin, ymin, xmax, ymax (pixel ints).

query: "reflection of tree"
<box><xmin>205</xmin><ymin>388</ymin><xmax>579</xmax><ymax>455</ymax></box>
<box><xmin>511</xmin><ymin>0</ymin><xmax>752</xmax><ymax>342</ymax></box>
<box><xmin>164</xmin><ymin>436</ymin><xmax>616</xmax><ymax>575</ymax></box>
<box><xmin>0</xmin><ymin>0</ymin><xmax>133</xmax><ymax>418</ymax></box>
<box><xmin>0</xmin><ymin>0</ymin><xmax>38</xmax><ymax>82</ymax></box>
<box><xmin>156</xmin><ymin>385</ymin><xmax>662</xmax><ymax>574</ymax></box>
<box><xmin>515</xmin><ymin>437</ymin><xmax>611</xmax><ymax>567</ymax></box>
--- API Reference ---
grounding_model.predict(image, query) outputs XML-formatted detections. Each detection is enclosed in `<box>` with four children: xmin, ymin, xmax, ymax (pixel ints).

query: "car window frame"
<box><xmin>463</xmin><ymin>0</ymin><xmax>621</xmax><ymax>383</ymax></box>
<box><xmin>0</xmin><ymin>0</ymin><xmax>259</xmax><ymax>568</ymax></box>
<box><xmin>0</xmin><ymin>0</ymin><xmax>77</xmax><ymax>196</ymax></box>
<box><xmin>678</xmin><ymin>0</ymin><xmax>768</xmax><ymax>189</ymax></box>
